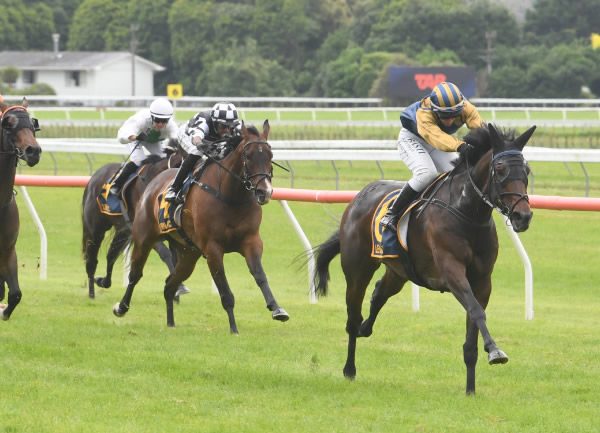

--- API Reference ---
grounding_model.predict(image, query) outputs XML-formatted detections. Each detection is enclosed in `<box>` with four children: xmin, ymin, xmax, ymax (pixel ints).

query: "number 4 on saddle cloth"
<box><xmin>97</xmin><ymin>165</ymin><xmax>149</xmax><ymax>216</ymax></box>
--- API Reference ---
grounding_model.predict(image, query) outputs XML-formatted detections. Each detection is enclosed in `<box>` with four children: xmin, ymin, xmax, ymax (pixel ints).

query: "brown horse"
<box><xmin>81</xmin><ymin>152</ymin><xmax>185</xmax><ymax>299</ymax></box>
<box><xmin>0</xmin><ymin>96</ymin><xmax>42</xmax><ymax>320</ymax></box>
<box><xmin>112</xmin><ymin>120</ymin><xmax>289</xmax><ymax>332</ymax></box>
<box><xmin>313</xmin><ymin>124</ymin><xmax>536</xmax><ymax>394</ymax></box>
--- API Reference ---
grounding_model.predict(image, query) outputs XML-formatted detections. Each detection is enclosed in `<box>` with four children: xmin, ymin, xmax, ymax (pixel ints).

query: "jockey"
<box><xmin>164</xmin><ymin>101</ymin><xmax>241</xmax><ymax>203</ymax></box>
<box><xmin>381</xmin><ymin>81</ymin><xmax>486</xmax><ymax>232</ymax></box>
<box><xmin>110</xmin><ymin>98</ymin><xmax>178</xmax><ymax>195</ymax></box>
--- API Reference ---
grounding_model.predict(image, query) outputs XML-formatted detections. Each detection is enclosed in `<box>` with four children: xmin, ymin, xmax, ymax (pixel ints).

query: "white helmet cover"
<box><xmin>149</xmin><ymin>98</ymin><xmax>174</xmax><ymax>119</ymax></box>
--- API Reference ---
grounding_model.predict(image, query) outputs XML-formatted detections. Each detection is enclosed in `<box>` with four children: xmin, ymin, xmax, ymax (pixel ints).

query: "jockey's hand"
<box><xmin>457</xmin><ymin>141</ymin><xmax>472</xmax><ymax>154</ymax></box>
<box><xmin>165</xmin><ymin>138</ymin><xmax>179</xmax><ymax>154</ymax></box>
<box><xmin>136</xmin><ymin>132</ymin><xmax>147</xmax><ymax>142</ymax></box>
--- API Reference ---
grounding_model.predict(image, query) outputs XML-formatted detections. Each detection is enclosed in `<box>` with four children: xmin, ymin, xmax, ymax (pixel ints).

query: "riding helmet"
<box><xmin>149</xmin><ymin>98</ymin><xmax>174</xmax><ymax>120</ymax></box>
<box><xmin>429</xmin><ymin>82</ymin><xmax>465</xmax><ymax>119</ymax></box>
<box><xmin>211</xmin><ymin>102</ymin><xmax>239</xmax><ymax>126</ymax></box>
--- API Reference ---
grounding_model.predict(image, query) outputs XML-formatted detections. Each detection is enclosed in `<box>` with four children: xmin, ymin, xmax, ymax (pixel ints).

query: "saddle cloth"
<box><xmin>157</xmin><ymin>166</ymin><xmax>202</xmax><ymax>234</ymax></box>
<box><xmin>371</xmin><ymin>190</ymin><xmax>416</xmax><ymax>258</ymax></box>
<box><xmin>97</xmin><ymin>165</ymin><xmax>147</xmax><ymax>216</ymax></box>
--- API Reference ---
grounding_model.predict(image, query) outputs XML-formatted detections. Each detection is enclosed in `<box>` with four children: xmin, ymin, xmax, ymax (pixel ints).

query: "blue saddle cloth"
<box><xmin>157</xmin><ymin>168</ymin><xmax>199</xmax><ymax>234</ymax></box>
<box><xmin>97</xmin><ymin>166</ymin><xmax>146</xmax><ymax>215</ymax></box>
<box><xmin>371</xmin><ymin>190</ymin><xmax>404</xmax><ymax>258</ymax></box>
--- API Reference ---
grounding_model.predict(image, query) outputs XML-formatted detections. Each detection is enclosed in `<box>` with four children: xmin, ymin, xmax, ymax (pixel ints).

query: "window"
<box><xmin>66</xmin><ymin>70</ymin><xmax>85</xmax><ymax>87</ymax></box>
<box><xmin>22</xmin><ymin>70</ymin><xmax>36</xmax><ymax>85</ymax></box>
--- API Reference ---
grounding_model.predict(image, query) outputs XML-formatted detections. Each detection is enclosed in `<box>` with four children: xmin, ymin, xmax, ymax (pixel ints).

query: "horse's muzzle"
<box><xmin>509</xmin><ymin>210</ymin><xmax>532</xmax><ymax>232</ymax></box>
<box><xmin>255</xmin><ymin>183</ymin><xmax>273</xmax><ymax>205</ymax></box>
<box><xmin>24</xmin><ymin>145</ymin><xmax>42</xmax><ymax>167</ymax></box>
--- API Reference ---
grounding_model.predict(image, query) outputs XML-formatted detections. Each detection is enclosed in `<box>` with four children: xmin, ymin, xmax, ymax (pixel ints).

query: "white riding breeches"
<box><xmin>127</xmin><ymin>140</ymin><xmax>167</xmax><ymax>166</ymax></box>
<box><xmin>397</xmin><ymin>128</ymin><xmax>458</xmax><ymax>192</ymax></box>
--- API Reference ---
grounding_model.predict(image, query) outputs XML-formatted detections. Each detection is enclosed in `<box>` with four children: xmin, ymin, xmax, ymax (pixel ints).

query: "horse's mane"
<box><xmin>452</xmin><ymin>124</ymin><xmax>515</xmax><ymax>171</ymax></box>
<box><xmin>226</xmin><ymin>124</ymin><xmax>261</xmax><ymax>151</ymax></box>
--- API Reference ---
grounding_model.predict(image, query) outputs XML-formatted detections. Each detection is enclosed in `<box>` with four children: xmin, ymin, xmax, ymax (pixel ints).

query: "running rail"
<box><xmin>15</xmin><ymin>175</ymin><xmax>600</xmax><ymax>320</ymax></box>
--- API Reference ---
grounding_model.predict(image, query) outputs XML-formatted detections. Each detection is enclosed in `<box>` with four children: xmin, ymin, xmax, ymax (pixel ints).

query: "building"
<box><xmin>0</xmin><ymin>42</ymin><xmax>164</xmax><ymax>98</ymax></box>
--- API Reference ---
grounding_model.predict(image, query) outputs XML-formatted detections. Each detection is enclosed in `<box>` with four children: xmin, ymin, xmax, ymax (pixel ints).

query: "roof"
<box><xmin>0</xmin><ymin>51</ymin><xmax>165</xmax><ymax>72</ymax></box>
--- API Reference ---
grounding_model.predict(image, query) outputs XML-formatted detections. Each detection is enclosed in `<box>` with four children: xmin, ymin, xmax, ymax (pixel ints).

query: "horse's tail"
<box><xmin>312</xmin><ymin>231</ymin><xmax>341</xmax><ymax>297</ymax></box>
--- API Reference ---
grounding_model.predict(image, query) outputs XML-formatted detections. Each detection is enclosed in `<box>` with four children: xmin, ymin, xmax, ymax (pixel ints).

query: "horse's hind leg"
<box><xmin>359</xmin><ymin>268</ymin><xmax>406</xmax><ymax>337</ymax></box>
<box><xmin>0</xmin><ymin>250</ymin><xmax>22</xmax><ymax>320</ymax></box>
<box><xmin>95</xmin><ymin>228</ymin><xmax>130</xmax><ymax>289</ymax></box>
<box><xmin>83</xmin><ymin>223</ymin><xmax>109</xmax><ymax>299</ymax></box>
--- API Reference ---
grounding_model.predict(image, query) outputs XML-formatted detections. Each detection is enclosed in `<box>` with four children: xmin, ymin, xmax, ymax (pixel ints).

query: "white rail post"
<box><xmin>18</xmin><ymin>186</ymin><xmax>47</xmax><ymax>280</ymax></box>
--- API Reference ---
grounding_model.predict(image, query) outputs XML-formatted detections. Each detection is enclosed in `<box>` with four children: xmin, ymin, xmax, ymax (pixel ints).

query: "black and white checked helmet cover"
<box><xmin>211</xmin><ymin>102</ymin><xmax>238</xmax><ymax>125</ymax></box>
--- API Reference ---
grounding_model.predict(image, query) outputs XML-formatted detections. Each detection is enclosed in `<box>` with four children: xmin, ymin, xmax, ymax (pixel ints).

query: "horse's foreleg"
<box><xmin>244</xmin><ymin>250</ymin><xmax>289</xmax><ymax>322</ymax></box>
<box><xmin>359</xmin><ymin>267</ymin><xmax>404</xmax><ymax>337</ymax></box>
<box><xmin>206</xmin><ymin>249</ymin><xmax>238</xmax><ymax>334</ymax></box>
<box><xmin>0</xmin><ymin>250</ymin><xmax>22</xmax><ymax>320</ymax></box>
<box><xmin>163</xmin><ymin>250</ymin><xmax>200</xmax><ymax>328</ymax></box>
<box><xmin>464</xmin><ymin>318</ymin><xmax>479</xmax><ymax>395</ymax></box>
<box><xmin>113</xmin><ymin>241</ymin><xmax>152</xmax><ymax>318</ymax></box>
<box><xmin>95</xmin><ymin>229</ymin><xmax>130</xmax><ymax>289</ymax></box>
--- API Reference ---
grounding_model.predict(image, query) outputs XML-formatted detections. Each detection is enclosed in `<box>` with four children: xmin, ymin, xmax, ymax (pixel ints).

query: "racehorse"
<box><xmin>112</xmin><ymin>120</ymin><xmax>289</xmax><ymax>332</ymax></box>
<box><xmin>313</xmin><ymin>123</ymin><xmax>536</xmax><ymax>394</ymax></box>
<box><xmin>0</xmin><ymin>96</ymin><xmax>42</xmax><ymax>320</ymax></box>
<box><xmin>81</xmin><ymin>152</ymin><xmax>184</xmax><ymax>299</ymax></box>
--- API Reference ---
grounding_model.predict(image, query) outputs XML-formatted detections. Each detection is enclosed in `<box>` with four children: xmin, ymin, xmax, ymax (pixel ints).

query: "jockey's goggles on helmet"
<box><xmin>152</xmin><ymin>116</ymin><xmax>169</xmax><ymax>124</ymax></box>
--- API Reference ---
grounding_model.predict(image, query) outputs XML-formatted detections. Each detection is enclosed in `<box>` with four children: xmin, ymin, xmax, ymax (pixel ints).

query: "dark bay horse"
<box><xmin>81</xmin><ymin>152</ymin><xmax>184</xmax><ymax>299</ymax></box>
<box><xmin>313</xmin><ymin>123</ymin><xmax>536</xmax><ymax>394</ymax></box>
<box><xmin>113</xmin><ymin>120</ymin><xmax>289</xmax><ymax>332</ymax></box>
<box><xmin>0</xmin><ymin>96</ymin><xmax>42</xmax><ymax>320</ymax></box>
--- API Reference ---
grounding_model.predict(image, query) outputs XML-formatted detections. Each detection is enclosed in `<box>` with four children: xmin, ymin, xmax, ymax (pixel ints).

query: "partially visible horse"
<box><xmin>0</xmin><ymin>96</ymin><xmax>42</xmax><ymax>320</ymax></box>
<box><xmin>313</xmin><ymin>123</ymin><xmax>536</xmax><ymax>394</ymax></box>
<box><xmin>113</xmin><ymin>120</ymin><xmax>289</xmax><ymax>332</ymax></box>
<box><xmin>81</xmin><ymin>152</ymin><xmax>184</xmax><ymax>299</ymax></box>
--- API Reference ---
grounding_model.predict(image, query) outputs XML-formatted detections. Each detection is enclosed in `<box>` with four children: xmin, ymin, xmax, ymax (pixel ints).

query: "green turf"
<box><xmin>4</xmin><ymin>155</ymin><xmax>600</xmax><ymax>432</ymax></box>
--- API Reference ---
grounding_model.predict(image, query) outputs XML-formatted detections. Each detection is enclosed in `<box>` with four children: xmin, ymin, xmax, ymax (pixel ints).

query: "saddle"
<box><xmin>97</xmin><ymin>165</ymin><xmax>148</xmax><ymax>216</ymax></box>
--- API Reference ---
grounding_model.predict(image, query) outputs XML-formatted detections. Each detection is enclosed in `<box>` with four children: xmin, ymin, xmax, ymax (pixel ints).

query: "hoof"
<box><xmin>343</xmin><ymin>366</ymin><xmax>356</xmax><ymax>380</ymax></box>
<box><xmin>94</xmin><ymin>276</ymin><xmax>111</xmax><ymax>288</ymax></box>
<box><xmin>112</xmin><ymin>302</ymin><xmax>128</xmax><ymax>317</ymax></box>
<box><xmin>175</xmin><ymin>285</ymin><xmax>190</xmax><ymax>297</ymax></box>
<box><xmin>488</xmin><ymin>348</ymin><xmax>509</xmax><ymax>365</ymax></box>
<box><xmin>0</xmin><ymin>304</ymin><xmax>7</xmax><ymax>321</ymax></box>
<box><xmin>272</xmin><ymin>307</ymin><xmax>289</xmax><ymax>322</ymax></box>
<box><xmin>358</xmin><ymin>321</ymin><xmax>373</xmax><ymax>337</ymax></box>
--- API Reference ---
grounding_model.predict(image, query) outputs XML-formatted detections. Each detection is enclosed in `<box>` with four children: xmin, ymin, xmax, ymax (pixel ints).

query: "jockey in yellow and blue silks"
<box><xmin>381</xmin><ymin>82</ymin><xmax>485</xmax><ymax>232</ymax></box>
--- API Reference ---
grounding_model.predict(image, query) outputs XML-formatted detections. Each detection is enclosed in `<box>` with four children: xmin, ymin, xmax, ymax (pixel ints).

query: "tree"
<box><xmin>67</xmin><ymin>0</ymin><xmax>126</xmax><ymax>50</ymax></box>
<box><xmin>1</xmin><ymin>67</ymin><xmax>21</xmax><ymax>89</ymax></box>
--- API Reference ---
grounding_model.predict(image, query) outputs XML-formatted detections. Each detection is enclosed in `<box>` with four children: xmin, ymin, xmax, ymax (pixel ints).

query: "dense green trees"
<box><xmin>4</xmin><ymin>0</ymin><xmax>600</xmax><ymax>98</ymax></box>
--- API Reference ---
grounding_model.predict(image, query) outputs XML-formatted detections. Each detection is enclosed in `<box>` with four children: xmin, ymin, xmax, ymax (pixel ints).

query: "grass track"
<box><xmin>3</xmin><ymin>157</ymin><xmax>600</xmax><ymax>432</ymax></box>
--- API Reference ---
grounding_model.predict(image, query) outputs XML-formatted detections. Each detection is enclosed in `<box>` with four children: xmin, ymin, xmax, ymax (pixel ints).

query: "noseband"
<box><xmin>0</xmin><ymin>106</ymin><xmax>40</xmax><ymax>157</ymax></box>
<box><xmin>466</xmin><ymin>149</ymin><xmax>529</xmax><ymax>218</ymax></box>
<box><xmin>240</xmin><ymin>140</ymin><xmax>273</xmax><ymax>192</ymax></box>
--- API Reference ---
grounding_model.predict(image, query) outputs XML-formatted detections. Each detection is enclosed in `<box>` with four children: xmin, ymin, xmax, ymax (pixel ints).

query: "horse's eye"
<box><xmin>1</xmin><ymin>114</ymin><xmax>18</xmax><ymax>129</ymax></box>
<box><xmin>494</xmin><ymin>163</ymin><xmax>509</xmax><ymax>182</ymax></box>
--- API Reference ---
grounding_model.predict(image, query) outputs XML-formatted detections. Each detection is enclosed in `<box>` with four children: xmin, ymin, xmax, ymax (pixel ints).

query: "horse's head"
<box><xmin>487</xmin><ymin>124</ymin><xmax>536</xmax><ymax>232</ymax></box>
<box><xmin>0</xmin><ymin>97</ymin><xmax>42</xmax><ymax>167</ymax></box>
<box><xmin>239</xmin><ymin>120</ymin><xmax>273</xmax><ymax>205</ymax></box>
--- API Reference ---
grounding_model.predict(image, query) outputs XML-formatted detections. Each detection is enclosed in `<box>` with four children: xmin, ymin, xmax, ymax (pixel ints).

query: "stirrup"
<box><xmin>164</xmin><ymin>188</ymin><xmax>181</xmax><ymax>203</ymax></box>
<box><xmin>109</xmin><ymin>185</ymin><xmax>121</xmax><ymax>196</ymax></box>
<box><xmin>381</xmin><ymin>213</ymin><xmax>399</xmax><ymax>232</ymax></box>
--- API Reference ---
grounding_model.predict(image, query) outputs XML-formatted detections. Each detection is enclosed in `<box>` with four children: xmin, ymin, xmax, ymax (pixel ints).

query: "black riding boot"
<box><xmin>164</xmin><ymin>154</ymin><xmax>201</xmax><ymax>203</ymax></box>
<box><xmin>110</xmin><ymin>161</ymin><xmax>138</xmax><ymax>195</ymax></box>
<box><xmin>380</xmin><ymin>184</ymin><xmax>419</xmax><ymax>232</ymax></box>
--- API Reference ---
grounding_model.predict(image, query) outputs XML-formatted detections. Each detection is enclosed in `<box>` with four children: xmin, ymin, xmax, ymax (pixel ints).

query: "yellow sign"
<box><xmin>167</xmin><ymin>84</ymin><xmax>183</xmax><ymax>99</ymax></box>
<box><xmin>591</xmin><ymin>33</ymin><xmax>600</xmax><ymax>50</ymax></box>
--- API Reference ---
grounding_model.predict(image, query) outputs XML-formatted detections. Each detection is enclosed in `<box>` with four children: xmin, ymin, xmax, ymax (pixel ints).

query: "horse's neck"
<box><xmin>0</xmin><ymin>154</ymin><xmax>16</xmax><ymax>205</ymax></box>
<box><xmin>452</xmin><ymin>150</ymin><xmax>493</xmax><ymax>222</ymax></box>
<box><xmin>218</xmin><ymin>144</ymin><xmax>247</xmax><ymax>198</ymax></box>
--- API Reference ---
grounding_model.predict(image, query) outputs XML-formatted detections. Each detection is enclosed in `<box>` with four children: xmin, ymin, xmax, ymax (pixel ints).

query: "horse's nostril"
<box><xmin>25</xmin><ymin>146</ymin><xmax>41</xmax><ymax>156</ymax></box>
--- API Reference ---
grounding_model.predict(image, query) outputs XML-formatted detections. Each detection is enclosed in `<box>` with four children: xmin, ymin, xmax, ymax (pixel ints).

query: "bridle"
<box><xmin>466</xmin><ymin>149</ymin><xmax>530</xmax><ymax>219</ymax></box>
<box><xmin>0</xmin><ymin>106</ymin><xmax>40</xmax><ymax>157</ymax></box>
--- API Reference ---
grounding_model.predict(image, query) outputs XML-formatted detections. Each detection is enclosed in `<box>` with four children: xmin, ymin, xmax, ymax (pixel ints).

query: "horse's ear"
<box><xmin>0</xmin><ymin>94</ymin><xmax>3</xmax><ymax>104</ymax></box>
<box><xmin>514</xmin><ymin>125</ymin><xmax>536</xmax><ymax>150</ymax></box>
<box><xmin>262</xmin><ymin>119</ymin><xmax>270</xmax><ymax>140</ymax></box>
<box><xmin>22</xmin><ymin>96</ymin><xmax>29</xmax><ymax>109</ymax></box>
<box><xmin>241</xmin><ymin>120</ymin><xmax>247</xmax><ymax>137</ymax></box>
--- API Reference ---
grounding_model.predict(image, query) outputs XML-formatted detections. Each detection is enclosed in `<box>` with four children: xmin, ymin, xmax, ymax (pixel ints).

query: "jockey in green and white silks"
<box><xmin>110</xmin><ymin>98</ymin><xmax>178</xmax><ymax>196</ymax></box>
<box><xmin>381</xmin><ymin>82</ymin><xmax>486</xmax><ymax>232</ymax></box>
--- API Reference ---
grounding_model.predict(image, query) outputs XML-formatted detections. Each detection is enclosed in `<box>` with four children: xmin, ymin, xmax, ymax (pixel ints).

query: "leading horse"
<box><xmin>81</xmin><ymin>152</ymin><xmax>185</xmax><ymax>299</ymax></box>
<box><xmin>313</xmin><ymin>123</ymin><xmax>536</xmax><ymax>394</ymax></box>
<box><xmin>113</xmin><ymin>120</ymin><xmax>289</xmax><ymax>332</ymax></box>
<box><xmin>0</xmin><ymin>96</ymin><xmax>42</xmax><ymax>320</ymax></box>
